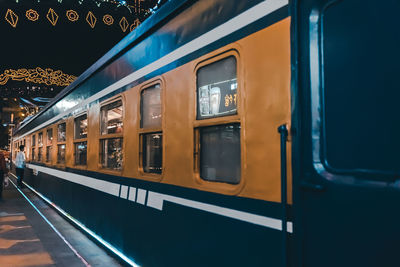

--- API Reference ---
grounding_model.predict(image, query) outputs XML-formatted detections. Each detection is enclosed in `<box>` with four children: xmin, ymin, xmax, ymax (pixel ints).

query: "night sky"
<box><xmin>0</xmin><ymin>0</ymin><xmax>165</xmax><ymax>98</ymax></box>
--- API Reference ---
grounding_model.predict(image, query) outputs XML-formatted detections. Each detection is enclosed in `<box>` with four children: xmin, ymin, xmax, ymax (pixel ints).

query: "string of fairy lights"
<box><xmin>4</xmin><ymin>0</ymin><xmax>165</xmax><ymax>32</ymax></box>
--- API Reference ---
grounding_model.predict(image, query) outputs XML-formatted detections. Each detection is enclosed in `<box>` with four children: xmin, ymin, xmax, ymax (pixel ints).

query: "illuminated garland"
<box><xmin>86</xmin><ymin>11</ymin><xmax>97</xmax><ymax>28</ymax></box>
<box><xmin>5</xmin><ymin>9</ymin><xmax>18</xmax><ymax>28</ymax></box>
<box><xmin>119</xmin><ymin>16</ymin><xmax>129</xmax><ymax>32</ymax></box>
<box><xmin>103</xmin><ymin>14</ymin><xmax>114</xmax><ymax>25</ymax></box>
<box><xmin>46</xmin><ymin>8</ymin><xmax>59</xmax><ymax>26</ymax></box>
<box><xmin>26</xmin><ymin>9</ymin><xmax>39</xmax><ymax>21</ymax></box>
<box><xmin>0</xmin><ymin>68</ymin><xmax>76</xmax><ymax>87</ymax></box>
<box><xmin>66</xmin><ymin>10</ymin><xmax>79</xmax><ymax>22</ymax></box>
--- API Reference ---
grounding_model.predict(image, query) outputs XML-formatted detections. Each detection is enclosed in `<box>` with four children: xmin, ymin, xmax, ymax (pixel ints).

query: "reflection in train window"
<box><xmin>38</xmin><ymin>147</ymin><xmax>43</xmax><ymax>162</ymax></box>
<box><xmin>141</xmin><ymin>84</ymin><xmax>161</xmax><ymax>129</ymax></box>
<box><xmin>101</xmin><ymin>100</ymin><xmax>123</xmax><ymax>135</ymax></box>
<box><xmin>142</xmin><ymin>133</ymin><xmax>162</xmax><ymax>174</ymax></box>
<box><xmin>46</xmin><ymin>146</ymin><xmax>52</xmax><ymax>162</ymax></box>
<box><xmin>100</xmin><ymin>138</ymin><xmax>123</xmax><ymax>170</ymax></box>
<box><xmin>47</xmin><ymin>128</ymin><xmax>53</xmax><ymax>145</ymax></box>
<box><xmin>197</xmin><ymin>56</ymin><xmax>238</xmax><ymax>120</ymax></box>
<box><xmin>74</xmin><ymin>114</ymin><xmax>88</xmax><ymax>139</ymax></box>
<box><xmin>38</xmin><ymin>132</ymin><xmax>43</xmax><ymax>146</ymax></box>
<box><xmin>140</xmin><ymin>83</ymin><xmax>162</xmax><ymax>175</ymax></box>
<box><xmin>57</xmin><ymin>144</ymin><xmax>66</xmax><ymax>164</ymax></box>
<box><xmin>75</xmin><ymin>141</ymin><xmax>87</xmax><ymax>166</ymax></box>
<box><xmin>199</xmin><ymin>124</ymin><xmax>241</xmax><ymax>184</ymax></box>
<box><xmin>58</xmin><ymin>123</ymin><xmax>66</xmax><ymax>142</ymax></box>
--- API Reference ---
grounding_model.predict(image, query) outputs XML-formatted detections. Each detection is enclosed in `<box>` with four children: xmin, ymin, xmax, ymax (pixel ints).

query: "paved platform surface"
<box><xmin>0</xmin><ymin>175</ymin><xmax>123</xmax><ymax>267</ymax></box>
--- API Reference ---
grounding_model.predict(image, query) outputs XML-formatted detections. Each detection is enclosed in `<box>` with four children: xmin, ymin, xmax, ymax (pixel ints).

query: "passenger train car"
<box><xmin>11</xmin><ymin>0</ymin><xmax>400</xmax><ymax>266</ymax></box>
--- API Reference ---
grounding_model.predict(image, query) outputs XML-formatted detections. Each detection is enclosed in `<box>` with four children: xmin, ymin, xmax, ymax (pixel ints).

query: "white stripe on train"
<box><xmin>27</xmin><ymin>163</ymin><xmax>293</xmax><ymax>233</ymax></box>
<box><xmin>15</xmin><ymin>0</ymin><xmax>289</xmax><ymax>140</ymax></box>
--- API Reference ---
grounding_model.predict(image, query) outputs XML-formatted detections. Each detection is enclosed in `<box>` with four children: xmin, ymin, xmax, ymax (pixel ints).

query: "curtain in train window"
<box><xmin>200</xmin><ymin>124</ymin><xmax>241</xmax><ymax>184</ymax></box>
<box><xmin>197</xmin><ymin>56</ymin><xmax>238</xmax><ymax>120</ymax></box>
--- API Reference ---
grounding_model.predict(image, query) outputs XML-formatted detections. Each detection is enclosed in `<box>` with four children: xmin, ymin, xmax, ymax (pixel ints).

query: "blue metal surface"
<box><xmin>294</xmin><ymin>0</ymin><xmax>400</xmax><ymax>266</ymax></box>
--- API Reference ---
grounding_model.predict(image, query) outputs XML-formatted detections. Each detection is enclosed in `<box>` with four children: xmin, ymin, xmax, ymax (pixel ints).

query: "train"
<box><xmin>10</xmin><ymin>0</ymin><xmax>400</xmax><ymax>266</ymax></box>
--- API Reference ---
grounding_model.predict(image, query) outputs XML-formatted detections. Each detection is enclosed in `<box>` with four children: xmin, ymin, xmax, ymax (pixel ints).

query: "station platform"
<box><xmin>0</xmin><ymin>175</ymin><xmax>123</xmax><ymax>267</ymax></box>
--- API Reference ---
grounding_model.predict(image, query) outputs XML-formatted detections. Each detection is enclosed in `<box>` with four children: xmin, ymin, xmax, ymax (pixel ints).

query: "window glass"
<box><xmin>46</xmin><ymin>146</ymin><xmax>52</xmax><ymax>162</ymax></box>
<box><xmin>100</xmin><ymin>138</ymin><xmax>123</xmax><ymax>170</ymax></box>
<box><xmin>101</xmin><ymin>100</ymin><xmax>123</xmax><ymax>135</ymax></box>
<box><xmin>57</xmin><ymin>144</ymin><xmax>66</xmax><ymax>164</ymax></box>
<box><xmin>141</xmin><ymin>85</ymin><xmax>161</xmax><ymax>128</ymax></box>
<box><xmin>74</xmin><ymin>114</ymin><xmax>88</xmax><ymax>139</ymax></box>
<box><xmin>38</xmin><ymin>147</ymin><xmax>43</xmax><ymax>162</ymax></box>
<box><xmin>47</xmin><ymin>129</ymin><xmax>53</xmax><ymax>145</ymax></box>
<box><xmin>142</xmin><ymin>133</ymin><xmax>162</xmax><ymax>174</ymax></box>
<box><xmin>74</xmin><ymin>142</ymin><xmax>87</xmax><ymax>165</ymax></box>
<box><xmin>32</xmin><ymin>135</ymin><xmax>36</xmax><ymax>146</ymax></box>
<box><xmin>38</xmin><ymin>132</ymin><xmax>43</xmax><ymax>146</ymax></box>
<box><xmin>322</xmin><ymin>1</ymin><xmax>400</xmax><ymax>174</ymax></box>
<box><xmin>200</xmin><ymin>124</ymin><xmax>241</xmax><ymax>184</ymax></box>
<box><xmin>31</xmin><ymin>148</ymin><xmax>35</xmax><ymax>161</ymax></box>
<box><xmin>58</xmin><ymin>123</ymin><xmax>66</xmax><ymax>142</ymax></box>
<box><xmin>197</xmin><ymin>56</ymin><xmax>238</xmax><ymax>120</ymax></box>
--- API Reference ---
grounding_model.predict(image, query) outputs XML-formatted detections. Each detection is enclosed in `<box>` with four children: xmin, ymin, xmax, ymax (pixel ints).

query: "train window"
<box><xmin>321</xmin><ymin>0</ymin><xmax>400</xmax><ymax>176</ymax></box>
<box><xmin>139</xmin><ymin>83</ymin><xmax>163</xmax><ymax>175</ymax></box>
<box><xmin>142</xmin><ymin>133</ymin><xmax>162</xmax><ymax>174</ymax></box>
<box><xmin>38</xmin><ymin>147</ymin><xmax>43</xmax><ymax>162</ymax></box>
<box><xmin>100</xmin><ymin>98</ymin><xmax>124</xmax><ymax>171</ymax></box>
<box><xmin>100</xmin><ymin>138</ymin><xmax>123</xmax><ymax>170</ymax></box>
<box><xmin>38</xmin><ymin>132</ymin><xmax>43</xmax><ymax>146</ymax></box>
<box><xmin>46</xmin><ymin>146</ymin><xmax>52</xmax><ymax>162</ymax></box>
<box><xmin>47</xmin><ymin>129</ymin><xmax>53</xmax><ymax>145</ymax></box>
<box><xmin>141</xmin><ymin>84</ymin><xmax>161</xmax><ymax>128</ymax></box>
<box><xmin>31</xmin><ymin>148</ymin><xmax>35</xmax><ymax>161</ymax></box>
<box><xmin>197</xmin><ymin>56</ymin><xmax>238</xmax><ymax>120</ymax></box>
<box><xmin>101</xmin><ymin>100</ymin><xmax>123</xmax><ymax>135</ymax></box>
<box><xmin>74</xmin><ymin>114</ymin><xmax>88</xmax><ymax>139</ymax></box>
<box><xmin>32</xmin><ymin>135</ymin><xmax>36</xmax><ymax>147</ymax></box>
<box><xmin>58</xmin><ymin>123</ymin><xmax>66</xmax><ymax>142</ymax></box>
<box><xmin>198</xmin><ymin>124</ymin><xmax>241</xmax><ymax>184</ymax></box>
<box><xmin>75</xmin><ymin>142</ymin><xmax>87</xmax><ymax>166</ymax></box>
<box><xmin>57</xmin><ymin>144</ymin><xmax>66</xmax><ymax>164</ymax></box>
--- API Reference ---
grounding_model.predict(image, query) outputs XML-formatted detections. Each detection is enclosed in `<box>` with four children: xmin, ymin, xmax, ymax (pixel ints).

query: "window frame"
<box><xmin>45</xmin><ymin>127</ymin><xmax>53</xmax><ymax>163</ymax></box>
<box><xmin>193</xmin><ymin>49</ymin><xmax>245</xmax><ymax>193</ymax></box>
<box><xmin>74</xmin><ymin>112</ymin><xmax>88</xmax><ymax>167</ymax></box>
<box><xmin>98</xmin><ymin>95</ymin><xmax>125</xmax><ymax>172</ymax></box>
<box><xmin>56</xmin><ymin>121</ymin><xmax>67</xmax><ymax>165</ymax></box>
<box><xmin>138</xmin><ymin>78</ymin><xmax>165</xmax><ymax>181</ymax></box>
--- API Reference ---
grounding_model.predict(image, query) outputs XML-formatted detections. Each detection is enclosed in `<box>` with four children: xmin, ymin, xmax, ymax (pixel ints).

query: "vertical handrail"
<box><xmin>278</xmin><ymin>124</ymin><xmax>288</xmax><ymax>267</ymax></box>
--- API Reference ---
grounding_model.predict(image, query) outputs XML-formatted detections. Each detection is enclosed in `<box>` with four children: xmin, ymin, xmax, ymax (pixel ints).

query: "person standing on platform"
<box><xmin>15</xmin><ymin>145</ymin><xmax>26</xmax><ymax>188</ymax></box>
<box><xmin>0</xmin><ymin>151</ymin><xmax>9</xmax><ymax>200</ymax></box>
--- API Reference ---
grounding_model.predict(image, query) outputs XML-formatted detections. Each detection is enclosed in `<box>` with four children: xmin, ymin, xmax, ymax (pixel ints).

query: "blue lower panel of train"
<box><xmin>21</xmin><ymin>164</ymin><xmax>289</xmax><ymax>267</ymax></box>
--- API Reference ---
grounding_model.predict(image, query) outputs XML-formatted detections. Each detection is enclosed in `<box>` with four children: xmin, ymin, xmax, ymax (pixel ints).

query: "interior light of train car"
<box><xmin>74</xmin><ymin>114</ymin><xmax>88</xmax><ymax>166</ymax></box>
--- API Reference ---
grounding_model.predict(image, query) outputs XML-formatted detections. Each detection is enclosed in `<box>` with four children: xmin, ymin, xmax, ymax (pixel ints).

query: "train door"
<box><xmin>294</xmin><ymin>0</ymin><xmax>400</xmax><ymax>266</ymax></box>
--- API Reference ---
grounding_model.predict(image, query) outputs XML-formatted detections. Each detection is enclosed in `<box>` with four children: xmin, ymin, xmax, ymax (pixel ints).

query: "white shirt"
<box><xmin>15</xmin><ymin>151</ymin><xmax>26</xmax><ymax>169</ymax></box>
